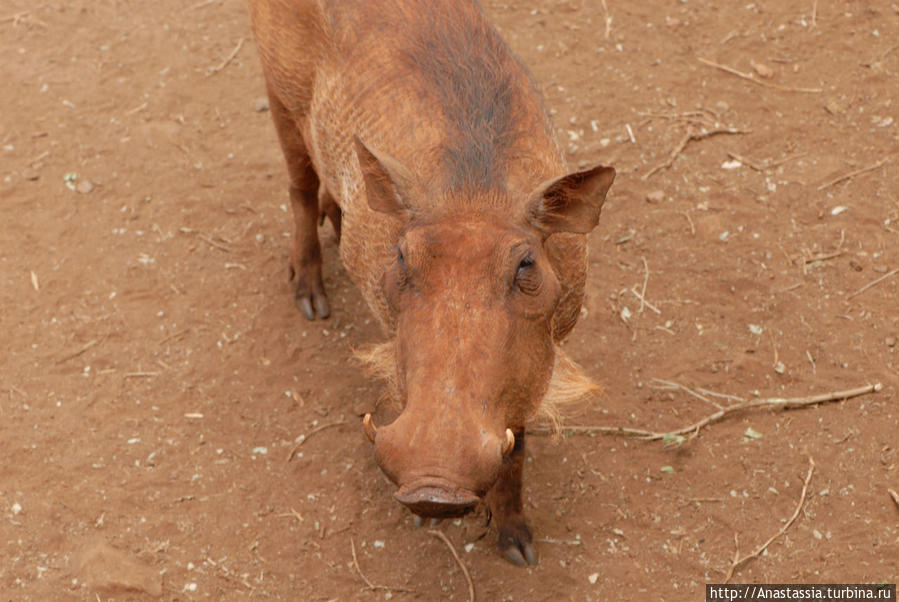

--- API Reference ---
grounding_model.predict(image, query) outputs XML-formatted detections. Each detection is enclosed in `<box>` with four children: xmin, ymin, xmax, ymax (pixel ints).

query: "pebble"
<box><xmin>76</xmin><ymin>179</ymin><xmax>94</xmax><ymax>194</ymax></box>
<box><xmin>886</xmin><ymin>337</ymin><xmax>896</xmax><ymax>348</ymax></box>
<box><xmin>645</xmin><ymin>190</ymin><xmax>665</xmax><ymax>203</ymax></box>
<box><xmin>750</xmin><ymin>59</ymin><xmax>774</xmax><ymax>78</ymax></box>
<box><xmin>253</xmin><ymin>97</ymin><xmax>270</xmax><ymax>112</ymax></box>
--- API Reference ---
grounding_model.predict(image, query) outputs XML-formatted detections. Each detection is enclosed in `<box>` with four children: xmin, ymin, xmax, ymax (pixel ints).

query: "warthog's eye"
<box><xmin>514</xmin><ymin>253</ymin><xmax>541</xmax><ymax>295</ymax></box>
<box><xmin>392</xmin><ymin>244</ymin><xmax>411</xmax><ymax>290</ymax></box>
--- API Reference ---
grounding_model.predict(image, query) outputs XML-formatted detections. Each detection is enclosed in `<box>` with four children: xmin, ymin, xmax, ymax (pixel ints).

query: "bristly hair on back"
<box><xmin>354</xmin><ymin>338</ymin><xmax>600</xmax><ymax>434</ymax></box>
<box><xmin>397</xmin><ymin>2</ymin><xmax>545</xmax><ymax>193</ymax></box>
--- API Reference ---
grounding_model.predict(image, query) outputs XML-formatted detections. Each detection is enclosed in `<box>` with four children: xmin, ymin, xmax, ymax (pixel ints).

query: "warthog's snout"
<box><xmin>361</xmin><ymin>413</ymin><xmax>511</xmax><ymax>518</ymax></box>
<box><xmin>394</xmin><ymin>483</ymin><xmax>480</xmax><ymax>518</ymax></box>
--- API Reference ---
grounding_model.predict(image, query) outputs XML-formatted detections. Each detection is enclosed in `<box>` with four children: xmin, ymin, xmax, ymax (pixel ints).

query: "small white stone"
<box><xmin>11</xmin><ymin>502</ymin><xmax>22</xmax><ymax>515</ymax></box>
<box><xmin>588</xmin><ymin>572</ymin><xmax>600</xmax><ymax>584</ymax></box>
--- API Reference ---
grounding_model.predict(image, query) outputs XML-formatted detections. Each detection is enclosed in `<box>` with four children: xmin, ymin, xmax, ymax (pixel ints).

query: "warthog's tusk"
<box><xmin>502</xmin><ymin>428</ymin><xmax>515</xmax><ymax>456</ymax></box>
<box><xmin>362</xmin><ymin>413</ymin><xmax>377</xmax><ymax>443</ymax></box>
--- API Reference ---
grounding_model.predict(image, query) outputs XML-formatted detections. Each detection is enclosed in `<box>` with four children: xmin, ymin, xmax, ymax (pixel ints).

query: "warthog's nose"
<box><xmin>394</xmin><ymin>484</ymin><xmax>480</xmax><ymax>519</ymax></box>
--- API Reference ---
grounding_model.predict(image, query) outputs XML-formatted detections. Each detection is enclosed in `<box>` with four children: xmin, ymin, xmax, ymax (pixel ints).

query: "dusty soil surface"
<box><xmin>2</xmin><ymin>0</ymin><xmax>897</xmax><ymax>600</ymax></box>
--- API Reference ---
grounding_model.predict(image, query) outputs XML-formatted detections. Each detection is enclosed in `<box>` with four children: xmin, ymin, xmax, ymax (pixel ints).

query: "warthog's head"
<box><xmin>355</xmin><ymin>138</ymin><xmax>614</xmax><ymax>518</ymax></box>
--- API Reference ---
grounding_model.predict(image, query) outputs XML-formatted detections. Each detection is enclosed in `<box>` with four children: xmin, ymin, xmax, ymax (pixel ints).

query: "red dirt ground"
<box><xmin>1</xmin><ymin>1</ymin><xmax>897</xmax><ymax>600</ymax></box>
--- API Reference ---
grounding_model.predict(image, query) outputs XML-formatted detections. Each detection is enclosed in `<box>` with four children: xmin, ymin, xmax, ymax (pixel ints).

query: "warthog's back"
<box><xmin>249</xmin><ymin>0</ymin><xmax>589</xmax><ymax>337</ymax></box>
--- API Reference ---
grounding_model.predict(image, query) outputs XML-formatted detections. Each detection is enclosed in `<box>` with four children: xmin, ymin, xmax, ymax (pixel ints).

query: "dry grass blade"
<box><xmin>724</xmin><ymin>454</ymin><xmax>815</xmax><ymax>582</ymax></box>
<box><xmin>428</xmin><ymin>530</ymin><xmax>475</xmax><ymax>602</ymax></box>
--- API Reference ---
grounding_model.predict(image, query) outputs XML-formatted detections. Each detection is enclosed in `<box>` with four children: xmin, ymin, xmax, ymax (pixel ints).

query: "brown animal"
<box><xmin>248</xmin><ymin>0</ymin><xmax>614</xmax><ymax>566</ymax></box>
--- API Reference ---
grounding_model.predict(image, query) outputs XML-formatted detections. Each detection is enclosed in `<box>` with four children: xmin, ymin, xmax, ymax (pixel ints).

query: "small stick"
<box><xmin>889</xmin><ymin>489</ymin><xmax>899</xmax><ymax>510</ymax></box>
<box><xmin>188</xmin><ymin>0</ymin><xmax>218</xmax><ymax>9</ymax></box>
<box><xmin>638</xmin><ymin>256</ymin><xmax>650</xmax><ymax>314</ymax></box>
<box><xmin>724</xmin><ymin>454</ymin><xmax>815</xmax><ymax>582</ymax></box>
<box><xmin>600</xmin><ymin>0</ymin><xmax>612</xmax><ymax>40</ymax></box>
<box><xmin>629</xmin><ymin>287</ymin><xmax>661</xmax><ymax>315</ymax></box>
<box><xmin>197</xmin><ymin>233</ymin><xmax>232</xmax><ymax>252</ymax></box>
<box><xmin>817</xmin><ymin>157</ymin><xmax>890</xmax><ymax>191</ymax></box>
<box><xmin>727</xmin><ymin>151</ymin><xmax>806</xmax><ymax>172</ymax></box>
<box><xmin>428</xmin><ymin>530</ymin><xmax>475</xmax><ymax>602</ymax></box>
<box><xmin>536</xmin><ymin>537</ymin><xmax>582</xmax><ymax>546</ymax></box>
<box><xmin>726</xmin><ymin>151</ymin><xmax>766</xmax><ymax>172</ymax></box>
<box><xmin>125</xmin><ymin>102</ymin><xmax>148</xmax><ymax>116</ymax></box>
<box><xmin>124</xmin><ymin>371</ymin><xmax>159</xmax><ymax>378</ymax></box>
<box><xmin>529</xmin><ymin>383</ymin><xmax>882</xmax><ymax>440</ymax></box>
<box><xmin>678</xmin><ymin>210</ymin><xmax>696</xmax><ymax>236</ymax></box>
<box><xmin>863</xmin><ymin>44</ymin><xmax>899</xmax><ymax>68</ymax></box>
<box><xmin>651</xmin><ymin>378</ymin><xmax>719</xmax><ymax>409</ymax></box>
<box><xmin>802</xmin><ymin>250</ymin><xmax>843</xmax><ymax>264</ymax></box>
<box><xmin>698</xmin><ymin>57</ymin><xmax>823</xmax><ymax>93</ymax></box>
<box><xmin>695</xmin><ymin>387</ymin><xmax>745</xmax><ymax>403</ymax></box>
<box><xmin>29</xmin><ymin>150</ymin><xmax>50</xmax><ymax>166</ymax></box>
<box><xmin>286</xmin><ymin>420</ymin><xmax>347</xmax><ymax>461</ymax></box>
<box><xmin>350</xmin><ymin>538</ymin><xmax>377</xmax><ymax>590</ymax></box>
<box><xmin>847</xmin><ymin>268</ymin><xmax>899</xmax><ymax>300</ymax></box>
<box><xmin>208</xmin><ymin>38</ymin><xmax>245</xmax><ymax>76</ymax></box>
<box><xmin>643</xmin><ymin>125</ymin><xmax>749</xmax><ymax>180</ymax></box>
<box><xmin>56</xmin><ymin>339</ymin><xmax>99</xmax><ymax>364</ymax></box>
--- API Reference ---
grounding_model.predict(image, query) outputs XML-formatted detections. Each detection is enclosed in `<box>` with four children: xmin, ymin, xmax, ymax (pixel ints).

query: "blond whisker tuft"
<box><xmin>533</xmin><ymin>346</ymin><xmax>601</xmax><ymax>438</ymax></box>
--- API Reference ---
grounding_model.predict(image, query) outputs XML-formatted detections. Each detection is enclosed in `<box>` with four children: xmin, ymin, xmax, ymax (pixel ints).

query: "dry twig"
<box><xmin>350</xmin><ymin>538</ymin><xmax>411</xmax><ymax>593</ymax></box>
<box><xmin>698</xmin><ymin>57</ymin><xmax>822</xmax><ymax>93</ymax></box>
<box><xmin>56</xmin><ymin>338</ymin><xmax>99</xmax><ymax>364</ymax></box>
<box><xmin>889</xmin><ymin>489</ymin><xmax>899</xmax><ymax>510</ymax></box>
<box><xmin>643</xmin><ymin>125</ymin><xmax>748</xmax><ymax>180</ymax></box>
<box><xmin>208</xmin><ymin>38</ymin><xmax>245</xmax><ymax>76</ymax></box>
<box><xmin>600</xmin><ymin>0</ymin><xmax>612</xmax><ymax>40</ymax></box>
<box><xmin>286</xmin><ymin>420</ymin><xmax>347</xmax><ymax>461</ymax></box>
<box><xmin>847</xmin><ymin>268</ymin><xmax>899</xmax><ymax>300</ymax></box>
<box><xmin>529</xmin><ymin>383</ymin><xmax>882</xmax><ymax>440</ymax></box>
<box><xmin>817</xmin><ymin>157</ymin><xmax>890</xmax><ymax>190</ymax></box>
<box><xmin>724</xmin><ymin>454</ymin><xmax>815</xmax><ymax>582</ymax></box>
<box><xmin>428</xmin><ymin>530</ymin><xmax>475</xmax><ymax>602</ymax></box>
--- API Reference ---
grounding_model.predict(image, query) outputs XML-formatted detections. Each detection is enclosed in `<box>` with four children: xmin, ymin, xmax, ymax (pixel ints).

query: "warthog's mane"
<box><xmin>353</xmin><ymin>339</ymin><xmax>599</xmax><ymax>435</ymax></box>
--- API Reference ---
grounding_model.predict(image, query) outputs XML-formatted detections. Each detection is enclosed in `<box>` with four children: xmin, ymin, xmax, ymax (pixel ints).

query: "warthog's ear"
<box><xmin>354</xmin><ymin>136</ymin><xmax>414</xmax><ymax>218</ymax></box>
<box><xmin>526</xmin><ymin>164</ymin><xmax>615</xmax><ymax>235</ymax></box>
